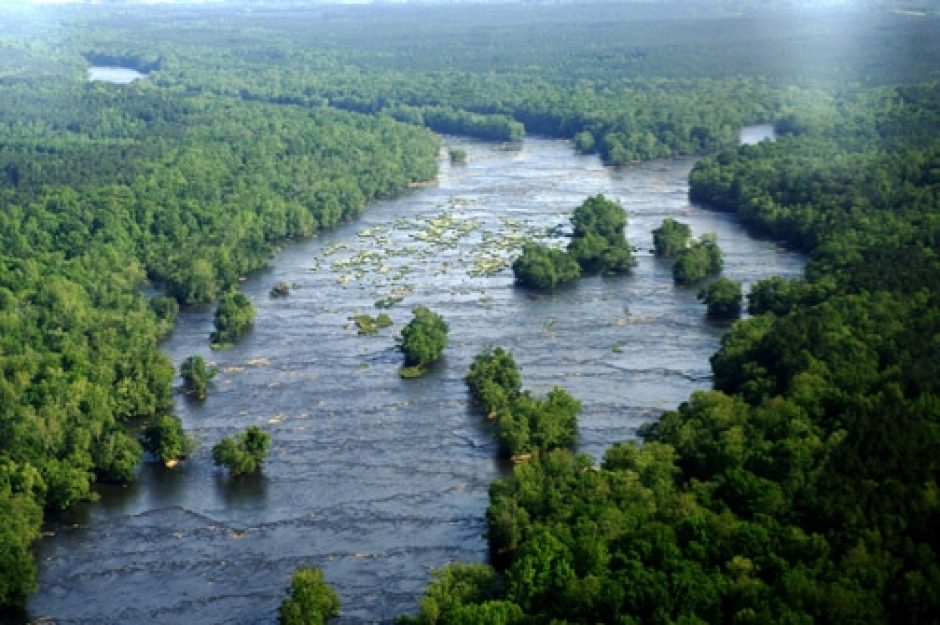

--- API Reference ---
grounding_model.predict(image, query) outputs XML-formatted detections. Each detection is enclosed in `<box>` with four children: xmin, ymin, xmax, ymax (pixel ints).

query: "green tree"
<box><xmin>652</xmin><ymin>218</ymin><xmax>692</xmax><ymax>258</ymax></box>
<box><xmin>140</xmin><ymin>414</ymin><xmax>194</xmax><ymax>467</ymax></box>
<box><xmin>512</xmin><ymin>242</ymin><xmax>580</xmax><ymax>290</ymax></box>
<box><xmin>211</xmin><ymin>290</ymin><xmax>256</xmax><ymax>347</ymax></box>
<box><xmin>399</xmin><ymin>307</ymin><xmax>449</xmax><ymax>372</ymax></box>
<box><xmin>397</xmin><ymin>563</ymin><xmax>523</xmax><ymax>625</ymax></box>
<box><xmin>0</xmin><ymin>484</ymin><xmax>41</xmax><ymax>608</ymax></box>
<box><xmin>466</xmin><ymin>347</ymin><xmax>522</xmax><ymax>417</ymax></box>
<box><xmin>673</xmin><ymin>235</ymin><xmax>723</xmax><ymax>285</ymax></box>
<box><xmin>92</xmin><ymin>428</ymin><xmax>143</xmax><ymax>483</ymax></box>
<box><xmin>279</xmin><ymin>566</ymin><xmax>340</xmax><ymax>625</ymax></box>
<box><xmin>698</xmin><ymin>278</ymin><xmax>742</xmax><ymax>319</ymax></box>
<box><xmin>567</xmin><ymin>195</ymin><xmax>635</xmax><ymax>274</ymax></box>
<box><xmin>180</xmin><ymin>355</ymin><xmax>217</xmax><ymax>399</ymax></box>
<box><xmin>212</xmin><ymin>425</ymin><xmax>271</xmax><ymax>476</ymax></box>
<box><xmin>570</xmin><ymin>194</ymin><xmax>625</xmax><ymax>242</ymax></box>
<box><xmin>573</xmin><ymin>131</ymin><xmax>595</xmax><ymax>154</ymax></box>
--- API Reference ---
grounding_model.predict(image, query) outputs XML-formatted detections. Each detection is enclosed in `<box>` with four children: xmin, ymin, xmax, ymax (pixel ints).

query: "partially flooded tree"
<box><xmin>212</xmin><ymin>426</ymin><xmax>271</xmax><ymax>476</ymax></box>
<box><xmin>140</xmin><ymin>415</ymin><xmax>194</xmax><ymax>468</ymax></box>
<box><xmin>652</xmin><ymin>218</ymin><xmax>692</xmax><ymax>258</ymax></box>
<box><xmin>673</xmin><ymin>234</ymin><xmax>723</xmax><ymax>285</ymax></box>
<box><xmin>279</xmin><ymin>566</ymin><xmax>340</xmax><ymax>625</ymax></box>
<box><xmin>399</xmin><ymin>307</ymin><xmax>448</xmax><ymax>377</ymax></box>
<box><xmin>180</xmin><ymin>355</ymin><xmax>217</xmax><ymax>399</ymax></box>
<box><xmin>211</xmin><ymin>290</ymin><xmax>255</xmax><ymax>348</ymax></box>
<box><xmin>698</xmin><ymin>277</ymin><xmax>742</xmax><ymax>319</ymax></box>
<box><xmin>512</xmin><ymin>242</ymin><xmax>580</xmax><ymax>290</ymax></box>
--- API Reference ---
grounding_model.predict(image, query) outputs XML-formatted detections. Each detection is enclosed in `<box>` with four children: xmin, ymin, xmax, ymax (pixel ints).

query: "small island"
<box><xmin>212</xmin><ymin>426</ymin><xmax>272</xmax><ymax>476</ymax></box>
<box><xmin>211</xmin><ymin>290</ymin><xmax>256</xmax><ymax>348</ymax></box>
<box><xmin>698</xmin><ymin>277</ymin><xmax>743</xmax><ymax>319</ymax></box>
<box><xmin>672</xmin><ymin>234</ymin><xmax>723</xmax><ymax>285</ymax></box>
<box><xmin>399</xmin><ymin>307</ymin><xmax>448</xmax><ymax>378</ymax></box>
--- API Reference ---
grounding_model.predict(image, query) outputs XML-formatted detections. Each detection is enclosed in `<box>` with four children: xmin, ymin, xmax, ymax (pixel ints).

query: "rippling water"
<box><xmin>31</xmin><ymin>134</ymin><xmax>803</xmax><ymax>624</ymax></box>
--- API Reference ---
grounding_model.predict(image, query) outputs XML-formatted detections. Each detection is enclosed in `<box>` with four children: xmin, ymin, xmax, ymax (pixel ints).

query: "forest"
<box><xmin>0</xmin><ymin>1</ymin><xmax>938</xmax><ymax>623</ymax></box>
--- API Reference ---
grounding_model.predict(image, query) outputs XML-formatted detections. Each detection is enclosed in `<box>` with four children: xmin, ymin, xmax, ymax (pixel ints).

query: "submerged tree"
<box><xmin>279</xmin><ymin>566</ymin><xmax>341</xmax><ymax>625</ymax></box>
<box><xmin>567</xmin><ymin>194</ymin><xmax>635</xmax><ymax>274</ymax></box>
<box><xmin>465</xmin><ymin>346</ymin><xmax>580</xmax><ymax>458</ymax></box>
<box><xmin>698</xmin><ymin>277</ymin><xmax>743</xmax><ymax>319</ymax></box>
<box><xmin>512</xmin><ymin>242</ymin><xmax>580</xmax><ymax>290</ymax></box>
<box><xmin>211</xmin><ymin>290</ymin><xmax>255</xmax><ymax>347</ymax></box>
<box><xmin>673</xmin><ymin>234</ymin><xmax>723</xmax><ymax>285</ymax></box>
<box><xmin>652</xmin><ymin>218</ymin><xmax>692</xmax><ymax>258</ymax></box>
<box><xmin>466</xmin><ymin>347</ymin><xmax>522</xmax><ymax>417</ymax></box>
<box><xmin>399</xmin><ymin>307</ymin><xmax>449</xmax><ymax>376</ymax></box>
<box><xmin>212</xmin><ymin>426</ymin><xmax>272</xmax><ymax>476</ymax></box>
<box><xmin>140</xmin><ymin>415</ymin><xmax>195</xmax><ymax>467</ymax></box>
<box><xmin>180</xmin><ymin>355</ymin><xmax>217</xmax><ymax>399</ymax></box>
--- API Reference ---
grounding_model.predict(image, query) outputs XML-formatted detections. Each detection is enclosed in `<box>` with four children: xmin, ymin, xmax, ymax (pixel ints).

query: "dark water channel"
<box><xmin>31</xmin><ymin>130</ymin><xmax>799</xmax><ymax>624</ymax></box>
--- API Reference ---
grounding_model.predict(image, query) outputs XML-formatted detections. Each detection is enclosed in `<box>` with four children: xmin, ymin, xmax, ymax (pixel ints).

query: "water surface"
<box><xmin>87</xmin><ymin>66</ymin><xmax>147</xmax><ymax>84</ymax></box>
<box><xmin>32</xmin><ymin>135</ymin><xmax>802</xmax><ymax>624</ymax></box>
<box><xmin>739</xmin><ymin>123</ymin><xmax>776</xmax><ymax>145</ymax></box>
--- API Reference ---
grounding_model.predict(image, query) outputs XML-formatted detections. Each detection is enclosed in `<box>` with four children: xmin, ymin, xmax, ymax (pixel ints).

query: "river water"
<box><xmin>31</xmin><ymin>131</ymin><xmax>801</xmax><ymax>624</ymax></box>
<box><xmin>87</xmin><ymin>66</ymin><xmax>147</xmax><ymax>84</ymax></box>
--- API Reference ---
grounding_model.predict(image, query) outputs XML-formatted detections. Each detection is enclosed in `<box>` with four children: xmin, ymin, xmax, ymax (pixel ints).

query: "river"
<box><xmin>87</xmin><ymin>66</ymin><xmax>147</xmax><ymax>84</ymax></box>
<box><xmin>30</xmin><ymin>130</ymin><xmax>801</xmax><ymax>624</ymax></box>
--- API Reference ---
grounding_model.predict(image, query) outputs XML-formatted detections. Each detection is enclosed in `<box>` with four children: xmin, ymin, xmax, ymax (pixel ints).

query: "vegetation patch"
<box><xmin>140</xmin><ymin>415</ymin><xmax>194</xmax><ymax>468</ymax></box>
<box><xmin>270</xmin><ymin>281</ymin><xmax>291</xmax><ymax>297</ymax></box>
<box><xmin>351</xmin><ymin>313</ymin><xmax>392</xmax><ymax>335</ymax></box>
<box><xmin>211</xmin><ymin>290</ymin><xmax>256</xmax><ymax>348</ymax></box>
<box><xmin>672</xmin><ymin>234</ymin><xmax>723</xmax><ymax>285</ymax></box>
<box><xmin>512</xmin><ymin>242</ymin><xmax>580</xmax><ymax>290</ymax></box>
<box><xmin>279</xmin><ymin>566</ymin><xmax>340</xmax><ymax>625</ymax></box>
<box><xmin>212</xmin><ymin>426</ymin><xmax>272</xmax><ymax>477</ymax></box>
<box><xmin>652</xmin><ymin>217</ymin><xmax>692</xmax><ymax>258</ymax></box>
<box><xmin>180</xmin><ymin>355</ymin><xmax>217</xmax><ymax>400</ymax></box>
<box><xmin>399</xmin><ymin>306</ymin><xmax>448</xmax><ymax>372</ymax></box>
<box><xmin>466</xmin><ymin>347</ymin><xmax>580</xmax><ymax>458</ymax></box>
<box><xmin>698</xmin><ymin>277</ymin><xmax>742</xmax><ymax>319</ymax></box>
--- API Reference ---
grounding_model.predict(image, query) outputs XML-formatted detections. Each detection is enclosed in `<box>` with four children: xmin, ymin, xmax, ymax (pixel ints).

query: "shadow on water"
<box><xmin>214</xmin><ymin>473</ymin><xmax>270</xmax><ymax>510</ymax></box>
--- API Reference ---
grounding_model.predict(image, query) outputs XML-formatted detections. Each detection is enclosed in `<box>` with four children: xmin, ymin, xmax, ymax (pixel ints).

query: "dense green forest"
<box><xmin>0</xmin><ymin>1</ymin><xmax>938</xmax><ymax>622</ymax></box>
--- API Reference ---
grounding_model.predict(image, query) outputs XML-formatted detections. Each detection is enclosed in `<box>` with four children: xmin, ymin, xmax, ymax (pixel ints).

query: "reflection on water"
<box><xmin>32</xmin><ymin>135</ymin><xmax>803</xmax><ymax>624</ymax></box>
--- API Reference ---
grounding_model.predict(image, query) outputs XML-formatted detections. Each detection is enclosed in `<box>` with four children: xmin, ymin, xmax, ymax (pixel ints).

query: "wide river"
<box><xmin>31</xmin><ymin>130</ymin><xmax>800</xmax><ymax>624</ymax></box>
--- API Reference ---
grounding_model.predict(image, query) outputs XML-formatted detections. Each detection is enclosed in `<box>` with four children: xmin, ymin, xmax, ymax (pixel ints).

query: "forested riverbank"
<box><xmin>398</xmin><ymin>84</ymin><xmax>940</xmax><ymax>624</ymax></box>
<box><xmin>1</xmin><ymin>2</ymin><xmax>938</xmax><ymax>623</ymax></box>
<box><xmin>0</xmin><ymin>41</ymin><xmax>439</xmax><ymax>611</ymax></box>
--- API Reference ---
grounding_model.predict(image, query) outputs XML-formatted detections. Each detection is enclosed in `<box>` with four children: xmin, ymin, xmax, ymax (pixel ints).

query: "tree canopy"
<box><xmin>279</xmin><ymin>566</ymin><xmax>341</xmax><ymax>625</ymax></box>
<box><xmin>652</xmin><ymin>218</ymin><xmax>692</xmax><ymax>258</ymax></box>
<box><xmin>466</xmin><ymin>347</ymin><xmax>580</xmax><ymax>459</ymax></box>
<box><xmin>211</xmin><ymin>426</ymin><xmax>272</xmax><ymax>477</ymax></box>
<box><xmin>698</xmin><ymin>277</ymin><xmax>743</xmax><ymax>319</ymax></box>
<box><xmin>140</xmin><ymin>415</ymin><xmax>194</xmax><ymax>468</ymax></box>
<box><xmin>180</xmin><ymin>355</ymin><xmax>217</xmax><ymax>400</ymax></box>
<box><xmin>672</xmin><ymin>234</ymin><xmax>723</xmax><ymax>285</ymax></box>
<box><xmin>567</xmin><ymin>195</ymin><xmax>635</xmax><ymax>275</ymax></box>
<box><xmin>512</xmin><ymin>243</ymin><xmax>580</xmax><ymax>291</ymax></box>
<box><xmin>399</xmin><ymin>307</ymin><xmax>449</xmax><ymax>373</ymax></box>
